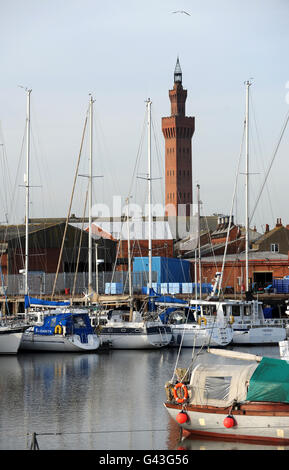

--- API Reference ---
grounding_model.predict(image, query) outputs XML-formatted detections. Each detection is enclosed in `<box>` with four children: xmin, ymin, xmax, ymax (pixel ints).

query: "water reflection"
<box><xmin>176</xmin><ymin>436</ymin><xmax>289</xmax><ymax>451</ymax></box>
<box><xmin>0</xmin><ymin>345</ymin><xmax>283</xmax><ymax>450</ymax></box>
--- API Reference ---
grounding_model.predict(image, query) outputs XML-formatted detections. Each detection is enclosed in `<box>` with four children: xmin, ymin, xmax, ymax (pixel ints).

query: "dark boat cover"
<box><xmin>246</xmin><ymin>357</ymin><xmax>289</xmax><ymax>403</ymax></box>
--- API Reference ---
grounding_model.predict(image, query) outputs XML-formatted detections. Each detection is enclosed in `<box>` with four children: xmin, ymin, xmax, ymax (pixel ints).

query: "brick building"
<box><xmin>0</xmin><ymin>222</ymin><xmax>116</xmax><ymax>275</ymax></box>
<box><xmin>162</xmin><ymin>58</ymin><xmax>195</xmax><ymax>216</ymax></box>
<box><xmin>196</xmin><ymin>219</ymin><xmax>289</xmax><ymax>292</ymax></box>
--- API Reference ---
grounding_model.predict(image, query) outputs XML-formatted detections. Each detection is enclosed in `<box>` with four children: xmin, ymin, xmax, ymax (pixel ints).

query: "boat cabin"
<box><xmin>189</xmin><ymin>299</ymin><xmax>265</xmax><ymax>323</ymax></box>
<box><xmin>188</xmin><ymin>363</ymin><xmax>258</xmax><ymax>407</ymax></box>
<box><xmin>187</xmin><ymin>357</ymin><xmax>289</xmax><ymax>408</ymax></box>
<box><xmin>34</xmin><ymin>312</ymin><xmax>94</xmax><ymax>337</ymax></box>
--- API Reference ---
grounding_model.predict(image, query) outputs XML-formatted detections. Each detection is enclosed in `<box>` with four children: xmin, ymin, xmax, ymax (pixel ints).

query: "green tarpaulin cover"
<box><xmin>246</xmin><ymin>357</ymin><xmax>289</xmax><ymax>403</ymax></box>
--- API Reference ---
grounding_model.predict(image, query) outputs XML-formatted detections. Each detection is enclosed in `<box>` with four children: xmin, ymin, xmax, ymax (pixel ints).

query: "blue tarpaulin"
<box><xmin>25</xmin><ymin>295</ymin><xmax>70</xmax><ymax>309</ymax></box>
<box><xmin>133</xmin><ymin>257</ymin><xmax>191</xmax><ymax>283</ymax></box>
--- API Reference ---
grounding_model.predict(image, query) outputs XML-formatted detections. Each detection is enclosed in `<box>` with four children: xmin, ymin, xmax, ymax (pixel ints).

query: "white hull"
<box><xmin>100</xmin><ymin>322</ymin><xmax>172</xmax><ymax>349</ymax></box>
<box><xmin>170</xmin><ymin>324</ymin><xmax>233</xmax><ymax>347</ymax></box>
<box><xmin>279</xmin><ymin>340</ymin><xmax>289</xmax><ymax>360</ymax></box>
<box><xmin>100</xmin><ymin>332</ymin><xmax>170</xmax><ymax>349</ymax></box>
<box><xmin>20</xmin><ymin>331</ymin><xmax>100</xmax><ymax>352</ymax></box>
<box><xmin>0</xmin><ymin>330</ymin><xmax>23</xmax><ymax>354</ymax></box>
<box><xmin>165</xmin><ymin>405</ymin><xmax>289</xmax><ymax>443</ymax></box>
<box><xmin>232</xmin><ymin>326</ymin><xmax>286</xmax><ymax>344</ymax></box>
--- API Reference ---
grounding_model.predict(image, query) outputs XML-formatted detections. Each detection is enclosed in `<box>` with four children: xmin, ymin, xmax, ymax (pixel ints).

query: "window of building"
<box><xmin>271</xmin><ymin>243</ymin><xmax>279</xmax><ymax>253</ymax></box>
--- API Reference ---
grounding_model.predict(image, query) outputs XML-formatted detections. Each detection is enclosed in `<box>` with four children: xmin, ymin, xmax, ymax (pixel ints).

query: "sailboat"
<box><xmin>19</xmin><ymin>94</ymin><xmax>100</xmax><ymax>352</ymax></box>
<box><xmin>203</xmin><ymin>82</ymin><xmax>287</xmax><ymax>345</ymax></box>
<box><xmin>98</xmin><ymin>99</ymin><xmax>173</xmax><ymax>349</ymax></box>
<box><xmin>164</xmin><ymin>348</ymin><xmax>289</xmax><ymax>444</ymax></box>
<box><xmin>157</xmin><ymin>187</ymin><xmax>234</xmax><ymax>348</ymax></box>
<box><xmin>0</xmin><ymin>88</ymin><xmax>33</xmax><ymax>354</ymax></box>
<box><xmin>20</xmin><ymin>296</ymin><xmax>100</xmax><ymax>352</ymax></box>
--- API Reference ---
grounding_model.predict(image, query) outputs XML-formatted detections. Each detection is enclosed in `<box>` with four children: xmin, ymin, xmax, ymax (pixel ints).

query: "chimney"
<box><xmin>276</xmin><ymin>218</ymin><xmax>282</xmax><ymax>227</ymax></box>
<box><xmin>265</xmin><ymin>224</ymin><xmax>270</xmax><ymax>233</ymax></box>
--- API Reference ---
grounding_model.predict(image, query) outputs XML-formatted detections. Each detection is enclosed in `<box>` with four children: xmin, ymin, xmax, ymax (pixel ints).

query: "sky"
<box><xmin>0</xmin><ymin>0</ymin><xmax>289</xmax><ymax>233</ymax></box>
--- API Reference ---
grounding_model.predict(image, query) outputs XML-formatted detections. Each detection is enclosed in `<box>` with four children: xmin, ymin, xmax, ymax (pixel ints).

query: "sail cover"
<box><xmin>25</xmin><ymin>295</ymin><xmax>70</xmax><ymax>309</ymax></box>
<box><xmin>246</xmin><ymin>357</ymin><xmax>289</xmax><ymax>403</ymax></box>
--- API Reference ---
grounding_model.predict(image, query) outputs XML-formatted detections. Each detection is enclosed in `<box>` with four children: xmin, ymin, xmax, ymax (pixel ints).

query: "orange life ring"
<box><xmin>173</xmin><ymin>382</ymin><xmax>189</xmax><ymax>404</ymax></box>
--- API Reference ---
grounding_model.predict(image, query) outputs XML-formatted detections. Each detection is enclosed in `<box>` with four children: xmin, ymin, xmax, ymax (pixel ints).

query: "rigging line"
<box><xmin>92</xmin><ymin>111</ymin><xmax>120</xmax><ymax>197</ymax></box>
<box><xmin>8</xmin><ymin>129</ymin><xmax>26</xmax><ymax>225</ymax></box>
<box><xmin>0</xmin><ymin>127</ymin><xmax>12</xmax><ymax>219</ymax></box>
<box><xmin>151</xmin><ymin>112</ymin><xmax>164</xmax><ymax>203</ymax></box>
<box><xmin>221</xmin><ymin>241</ymin><xmax>246</xmax><ymax>298</ymax></box>
<box><xmin>72</xmin><ymin>187</ymin><xmax>88</xmax><ymax>297</ymax></box>
<box><xmin>201</xmin><ymin>205</ymin><xmax>217</xmax><ymax>273</ymax></box>
<box><xmin>110</xmin><ymin>239</ymin><xmax>121</xmax><ymax>284</ymax></box>
<box><xmin>218</xmin><ymin>120</ymin><xmax>246</xmax><ymax>296</ymax></box>
<box><xmin>127</xmin><ymin>111</ymin><xmax>147</xmax><ymax>201</ymax></box>
<box><xmin>51</xmin><ymin>113</ymin><xmax>88</xmax><ymax>299</ymax></box>
<box><xmin>250</xmin><ymin>94</ymin><xmax>274</xmax><ymax>223</ymax></box>
<box><xmin>250</xmin><ymin>108</ymin><xmax>289</xmax><ymax>223</ymax></box>
<box><xmin>9</xmin><ymin>130</ymin><xmax>27</xmax><ymax>268</ymax></box>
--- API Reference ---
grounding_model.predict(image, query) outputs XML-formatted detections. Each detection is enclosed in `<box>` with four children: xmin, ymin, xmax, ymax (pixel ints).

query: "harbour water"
<box><xmin>0</xmin><ymin>345</ymin><xmax>287</xmax><ymax>451</ymax></box>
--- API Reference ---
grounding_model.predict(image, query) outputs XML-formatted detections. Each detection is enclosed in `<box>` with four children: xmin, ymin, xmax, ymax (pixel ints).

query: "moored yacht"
<box><xmin>20</xmin><ymin>309</ymin><xmax>100</xmax><ymax>352</ymax></box>
<box><xmin>156</xmin><ymin>299</ymin><xmax>234</xmax><ymax>348</ymax></box>
<box><xmin>98</xmin><ymin>310</ymin><xmax>172</xmax><ymax>349</ymax></box>
<box><xmin>218</xmin><ymin>298</ymin><xmax>286</xmax><ymax>345</ymax></box>
<box><xmin>172</xmin><ymin>308</ymin><xmax>233</xmax><ymax>348</ymax></box>
<box><xmin>186</xmin><ymin>297</ymin><xmax>286</xmax><ymax>345</ymax></box>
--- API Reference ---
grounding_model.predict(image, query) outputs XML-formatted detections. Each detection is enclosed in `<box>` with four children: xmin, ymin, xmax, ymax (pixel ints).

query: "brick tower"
<box><xmin>162</xmin><ymin>58</ymin><xmax>195</xmax><ymax>216</ymax></box>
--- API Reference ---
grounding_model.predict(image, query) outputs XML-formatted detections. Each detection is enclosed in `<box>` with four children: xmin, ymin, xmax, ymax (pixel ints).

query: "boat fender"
<box><xmin>173</xmin><ymin>383</ymin><xmax>189</xmax><ymax>404</ymax></box>
<box><xmin>229</xmin><ymin>316</ymin><xmax>234</xmax><ymax>324</ymax></box>
<box><xmin>176</xmin><ymin>411</ymin><xmax>188</xmax><ymax>424</ymax></box>
<box><xmin>54</xmin><ymin>325</ymin><xmax>63</xmax><ymax>335</ymax></box>
<box><xmin>223</xmin><ymin>415</ymin><xmax>236</xmax><ymax>428</ymax></box>
<box><xmin>197</xmin><ymin>317</ymin><xmax>207</xmax><ymax>326</ymax></box>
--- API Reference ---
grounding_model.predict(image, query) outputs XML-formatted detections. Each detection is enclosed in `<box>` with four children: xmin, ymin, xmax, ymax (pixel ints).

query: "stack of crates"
<box><xmin>273</xmin><ymin>279</ymin><xmax>289</xmax><ymax>293</ymax></box>
<box><xmin>182</xmin><ymin>283</ymin><xmax>194</xmax><ymax>294</ymax></box>
<box><xmin>168</xmin><ymin>283</ymin><xmax>182</xmax><ymax>294</ymax></box>
<box><xmin>161</xmin><ymin>283</ymin><xmax>169</xmax><ymax>294</ymax></box>
<box><xmin>142</xmin><ymin>283</ymin><xmax>161</xmax><ymax>295</ymax></box>
<box><xmin>152</xmin><ymin>283</ymin><xmax>161</xmax><ymax>294</ymax></box>
<box><xmin>105</xmin><ymin>283</ymin><xmax>123</xmax><ymax>294</ymax></box>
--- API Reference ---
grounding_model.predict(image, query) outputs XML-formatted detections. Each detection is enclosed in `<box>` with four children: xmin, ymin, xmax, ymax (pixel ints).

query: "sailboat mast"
<box><xmin>147</xmin><ymin>98</ymin><xmax>152</xmax><ymax>289</ymax></box>
<box><xmin>245</xmin><ymin>80</ymin><xmax>251</xmax><ymax>292</ymax></box>
<box><xmin>25</xmin><ymin>88</ymin><xmax>32</xmax><ymax>310</ymax></box>
<box><xmin>88</xmin><ymin>94</ymin><xmax>93</xmax><ymax>297</ymax></box>
<box><xmin>197</xmin><ymin>184</ymin><xmax>202</xmax><ymax>299</ymax></box>
<box><xmin>126</xmin><ymin>197</ymin><xmax>133</xmax><ymax>319</ymax></box>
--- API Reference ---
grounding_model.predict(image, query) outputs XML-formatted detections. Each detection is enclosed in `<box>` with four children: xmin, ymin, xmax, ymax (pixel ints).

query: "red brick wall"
<box><xmin>199</xmin><ymin>257</ymin><xmax>289</xmax><ymax>293</ymax></box>
<box><xmin>10</xmin><ymin>248</ymin><xmax>62</xmax><ymax>274</ymax></box>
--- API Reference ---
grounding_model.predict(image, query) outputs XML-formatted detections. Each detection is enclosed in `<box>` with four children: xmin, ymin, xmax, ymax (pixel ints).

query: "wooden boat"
<box><xmin>164</xmin><ymin>349</ymin><xmax>289</xmax><ymax>444</ymax></box>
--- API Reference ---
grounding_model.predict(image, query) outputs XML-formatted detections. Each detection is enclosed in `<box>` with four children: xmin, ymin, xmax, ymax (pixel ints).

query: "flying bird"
<box><xmin>172</xmin><ymin>10</ymin><xmax>191</xmax><ymax>16</ymax></box>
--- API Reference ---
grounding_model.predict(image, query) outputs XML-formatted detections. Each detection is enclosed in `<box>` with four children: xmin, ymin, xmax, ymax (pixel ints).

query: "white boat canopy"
<box><xmin>189</xmin><ymin>363</ymin><xmax>258</xmax><ymax>408</ymax></box>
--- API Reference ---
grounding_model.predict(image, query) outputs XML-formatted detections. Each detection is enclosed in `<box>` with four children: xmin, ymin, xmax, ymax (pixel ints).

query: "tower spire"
<box><xmin>174</xmin><ymin>57</ymin><xmax>182</xmax><ymax>83</ymax></box>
